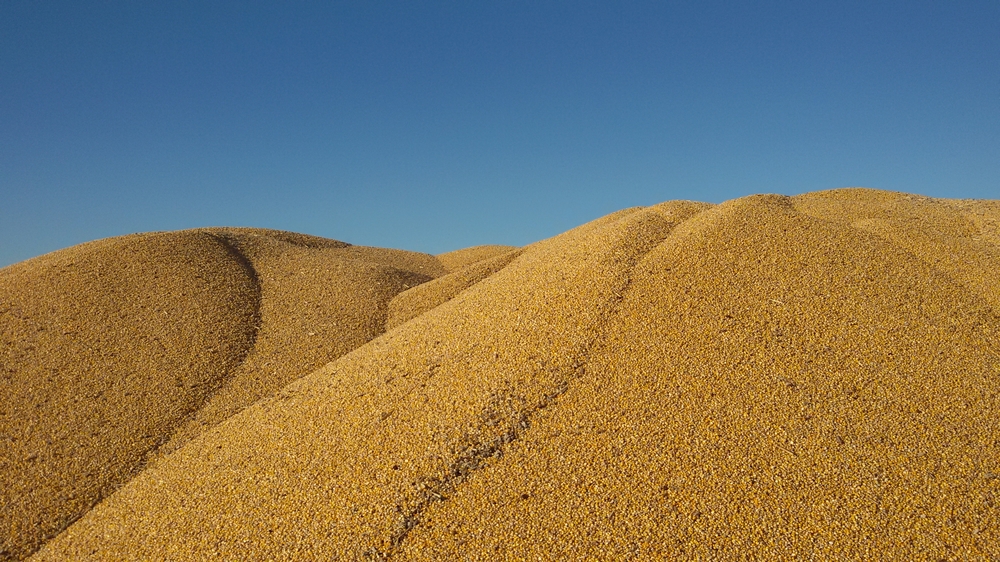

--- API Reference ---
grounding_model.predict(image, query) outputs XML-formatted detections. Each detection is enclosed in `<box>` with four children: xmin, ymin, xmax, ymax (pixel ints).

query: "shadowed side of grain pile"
<box><xmin>28</xmin><ymin>190</ymin><xmax>1000</xmax><ymax>560</ymax></box>
<box><xmin>0</xmin><ymin>229</ymin><xmax>446</xmax><ymax>560</ymax></box>
<box><xmin>149</xmin><ymin>228</ymin><xmax>446</xmax><ymax>460</ymax></box>
<box><xmin>0</xmin><ymin>232</ymin><xmax>259</xmax><ymax>561</ymax></box>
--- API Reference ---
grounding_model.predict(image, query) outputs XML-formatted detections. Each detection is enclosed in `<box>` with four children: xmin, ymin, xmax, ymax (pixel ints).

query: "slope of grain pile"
<box><xmin>0</xmin><ymin>229</ymin><xmax>446</xmax><ymax>560</ymax></box>
<box><xmin>150</xmin><ymin>228</ymin><xmax>447</xmax><ymax>460</ymax></box>
<box><xmin>793</xmin><ymin>189</ymin><xmax>1000</xmax><ymax>310</ymax></box>
<box><xmin>436</xmin><ymin>245</ymin><xmax>519</xmax><ymax>272</ymax></box>
<box><xmin>398</xmin><ymin>192</ymin><xmax>1000</xmax><ymax>559</ymax></box>
<box><xmin>386</xmin><ymin>248</ymin><xmax>523</xmax><ymax>330</ymax></box>
<box><xmin>15</xmin><ymin>189</ymin><xmax>1000</xmax><ymax>560</ymax></box>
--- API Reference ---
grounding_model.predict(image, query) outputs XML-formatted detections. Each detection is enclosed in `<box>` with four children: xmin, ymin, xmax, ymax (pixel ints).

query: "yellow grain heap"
<box><xmin>3</xmin><ymin>189</ymin><xmax>998</xmax><ymax>560</ymax></box>
<box><xmin>0</xmin><ymin>229</ymin><xmax>446</xmax><ymax>560</ymax></box>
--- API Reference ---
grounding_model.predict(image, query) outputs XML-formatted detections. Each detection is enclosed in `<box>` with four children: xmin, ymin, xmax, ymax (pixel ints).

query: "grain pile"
<box><xmin>386</xmin><ymin>248</ymin><xmax>524</xmax><ymax>330</ymax></box>
<box><xmin>149</xmin><ymin>228</ymin><xmax>447</xmax><ymax>461</ymax></box>
<box><xmin>435</xmin><ymin>245</ymin><xmax>519</xmax><ymax>272</ymax></box>
<box><xmin>0</xmin><ymin>229</ymin><xmax>446</xmax><ymax>560</ymax></box>
<box><xmin>6</xmin><ymin>189</ymin><xmax>1000</xmax><ymax>560</ymax></box>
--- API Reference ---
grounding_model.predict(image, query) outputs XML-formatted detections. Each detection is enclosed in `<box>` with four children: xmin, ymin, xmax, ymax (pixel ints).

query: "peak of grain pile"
<box><xmin>4</xmin><ymin>189</ymin><xmax>999</xmax><ymax>560</ymax></box>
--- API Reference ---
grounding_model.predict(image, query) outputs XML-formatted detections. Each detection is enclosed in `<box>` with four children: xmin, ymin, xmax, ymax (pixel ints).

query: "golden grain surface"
<box><xmin>7</xmin><ymin>190</ymin><xmax>1000</xmax><ymax>560</ymax></box>
<box><xmin>387</xmin><ymin>248</ymin><xmax>523</xmax><ymax>330</ymax></box>
<box><xmin>402</xmin><ymin>192</ymin><xmax>1000</xmax><ymax>559</ymax></box>
<box><xmin>150</xmin><ymin>228</ymin><xmax>446</xmax><ymax>461</ymax></box>
<box><xmin>436</xmin><ymin>245</ymin><xmax>519</xmax><ymax>272</ymax></box>
<box><xmin>0</xmin><ymin>228</ymin><xmax>445</xmax><ymax>560</ymax></box>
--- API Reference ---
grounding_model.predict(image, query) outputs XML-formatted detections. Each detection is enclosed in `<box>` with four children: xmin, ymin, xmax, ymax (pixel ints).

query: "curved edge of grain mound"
<box><xmin>0</xmin><ymin>229</ymin><xmax>446</xmax><ymax>561</ymax></box>
<box><xmin>0</xmin><ymin>231</ymin><xmax>260</xmax><ymax>561</ymax></box>
<box><xmin>148</xmin><ymin>228</ymin><xmax>448</xmax><ymax>462</ymax></box>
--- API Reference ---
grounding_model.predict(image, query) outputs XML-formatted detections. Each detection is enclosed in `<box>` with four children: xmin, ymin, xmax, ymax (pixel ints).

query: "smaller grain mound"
<box><xmin>0</xmin><ymin>232</ymin><xmax>259</xmax><ymax>561</ymax></box>
<box><xmin>339</xmin><ymin>245</ymin><xmax>449</xmax><ymax>278</ymax></box>
<box><xmin>2</xmin><ymin>228</ymin><xmax>446</xmax><ymax>560</ymax></box>
<box><xmin>940</xmin><ymin>198</ymin><xmax>1000</xmax><ymax>249</ymax></box>
<box><xmin>649</xmin><ymin>199</ymin><xmax>715</xmax><ymax>221</ymax></box>
<box><xmin>386</xmin><ymin>248</ymin><xmax>524</xmax><ymax>330</ymax></box>
<box><xmin>436</xmin><ymin>245</ymin><xmax>519</xmax><ymax>271</ymax></box>
<box><xmin>151</xmin><ymin>229</ymin><xmax>445</xmax><ymax>459</ymax></box>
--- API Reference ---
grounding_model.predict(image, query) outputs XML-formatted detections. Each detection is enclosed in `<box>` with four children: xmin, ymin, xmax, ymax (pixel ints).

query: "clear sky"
<box><xmin>2</xmin><ymin>1</ymin><xmax>998</xmax><ymax>267</ymax></box>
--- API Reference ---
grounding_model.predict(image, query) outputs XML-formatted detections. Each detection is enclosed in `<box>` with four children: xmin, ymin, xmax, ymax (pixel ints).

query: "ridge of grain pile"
<box><xmin>386</xmin><ymin>248</ymin><xmax>524</xmax><ymax>330</ymax></box>
<box><xmin>151</xmin><ymin>228</ymin><xmax>447</xmax><ymax>461</ymax></box>
<box><xmin>0</xmin><ymin>228</ymin><xmax>446</xmax><ymax>561</ymax></box>
<box><xmin>435</xmin><ymin>245</ymin><xmax>519</xmax><ymax>272</ymax></box>
<box><xmin>21</xmin><ymin>189</ymin><xmax>1000</xmax><ymax>560</ymax></box>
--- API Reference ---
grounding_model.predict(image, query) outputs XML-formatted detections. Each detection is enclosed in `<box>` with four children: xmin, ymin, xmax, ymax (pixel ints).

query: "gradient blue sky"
<box><xmin>2</xmin><ymin>1</ymin><xmax>998</xmax><ymax>267</ymax></box>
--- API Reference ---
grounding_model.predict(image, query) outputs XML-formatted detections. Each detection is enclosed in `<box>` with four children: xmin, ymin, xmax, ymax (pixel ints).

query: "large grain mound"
<box><xmin>0</xmin><ymin>229</ymin><xmax>446</xmax><ymax>560</ymax></box>
<box><xmin>13</xmin><ymin>189</ymin><xmax>1000</xmax><ymax>560</ymax></box>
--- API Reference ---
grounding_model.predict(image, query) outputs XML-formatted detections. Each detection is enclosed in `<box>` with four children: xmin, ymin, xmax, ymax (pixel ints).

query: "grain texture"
<box><xmin>8</xmin><ymin>190</ymin><xmax>1000</xmax><ymax>560</ymax></box>
<box><xmin>1</xmin><ymin>229</ymin><xmax>444</xmax><ymax>560</ymax></box>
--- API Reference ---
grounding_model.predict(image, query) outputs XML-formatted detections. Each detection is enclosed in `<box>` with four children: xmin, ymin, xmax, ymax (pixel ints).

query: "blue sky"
<box><xmin>2</xmin><ymin>1</ymin><xmax>998</xmax><ymax>267</ymax></box>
